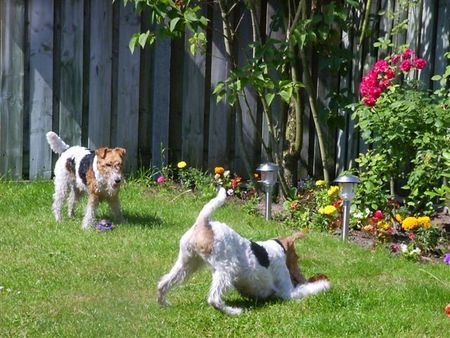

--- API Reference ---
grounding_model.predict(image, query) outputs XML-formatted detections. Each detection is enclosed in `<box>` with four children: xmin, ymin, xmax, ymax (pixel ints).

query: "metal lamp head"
<box><xmin>334</xmin><ymin>174</ymin><xmax>360</xmax><ymax>201</ymax></box>
<box><xmin>257</xmin><ymin>162</ymin><xmax>279</xmax><ymax>189</ymax></box>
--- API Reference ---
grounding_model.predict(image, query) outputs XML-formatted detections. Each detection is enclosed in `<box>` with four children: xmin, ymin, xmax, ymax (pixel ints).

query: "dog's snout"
<box><xmin>115</xmin><ymin>178</ymin><xmax>122</xmax><ymax>184</ymax></box>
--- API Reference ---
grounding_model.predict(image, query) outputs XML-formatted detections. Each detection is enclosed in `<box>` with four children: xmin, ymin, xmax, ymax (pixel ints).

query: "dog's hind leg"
<box><xmin>157</xmin><ymin>249</ymin><xmax>202</xmax><ymax>306</ymax></box>
<box><xmin>52</xmin><ymin>175</ymin><xmax>69</xmax><ymax>222</ymax></box>
<box><xmin>67</xmin><ymin>186</ymin><xmax>79</xmax><ymax>218</ymax></box>
<box><xmin>208</xmin><ymin>271</ymin><xmax>242</xmax><ymax>315</ymax></box>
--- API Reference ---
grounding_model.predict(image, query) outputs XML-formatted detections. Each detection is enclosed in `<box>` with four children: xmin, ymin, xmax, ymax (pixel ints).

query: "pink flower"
<box><xmin>379</xmin><ymin>78</ymin><xmax>391</xmax><ymax>90</ymax></box>
<box><xmin>413</xmin><ymin>57</ymin><xmax>427</xmax><ymax>70</ymax></box>
<box><xmin>374</xmin><ymin>210</ymin><xmax>383</xmax><ymax>220</ymax></box>
<box><xmin>402</xmin><ymin>48</ymin><xmax>413</xmax><ymax>60</ymax></box>
<box><xmin>156</xmin><ymin>176</ymin><xmax>165</xmax><ymax>184</ymax></box>
<box><xmin>390</xmin><ymin>54</ymin><xmax>401</xmax><ymax>65</ymax></box>
<box><xmin>373</xmin><ymin>60</ymin><xmax>390</xmax><ymax>73</ymax></box>
<box><xmin>399</xmin><ymin>60</ymin><xmax>412</xmax><ymax>72</ymax></box>
<box><xmin>368</xmin><ymin>86</ymin><xmax>382</xmax><ymax>99</ymax></box>
<box><xmin>363</xmin><ymin>96</ymin><xmax>376</xmax><ymax>107</ymax></box>
<box><xmin>408</xmin><ymin>232</ymin><xmax>415</xmax><ymax>240</ymax></box>
<box><xmin>385</xmin><ymin>68</ymin><xmax>396</xmax><ymax>79</ymax></box>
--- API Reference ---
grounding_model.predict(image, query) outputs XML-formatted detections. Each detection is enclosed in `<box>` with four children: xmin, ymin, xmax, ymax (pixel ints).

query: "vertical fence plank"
<box><xmin>59</xmin><ymin>0</ymin><xmax>83</xmax><ymax>146</ymax></box>
<box><xmin>208</xmin><ymin>4</ymin><xmax>231</xmax><ymax>170</ymax></box>
<box><xmin>150</xmin><ymin>37</ymin><xmax>171</xmax><ymax>168</ymax></box>
<box><xmin>0</xmin><ymin>0</ymin><xmax>25</xmax><ymax>178</ymax></box>
<box><xmin>114</xmin><ymin>2</ymin><xmax>140</xmax><ymax>170</ymax></box>
<box><xmin>88</xmin><ymin>0</ymin><xmax>112</xmax><ymax>149</ymax></box>
<box><xmin>235</xmin><ymin>8</ymin><xmax>258</xmax><ymax>175</ymax></box>
<box><xmin>181</xmin><ymin>33</ymin><xmax>206</xmax><ymax>168</ymax></box>
<box><xmin>418</xmin><ymin>0</ymin><xmax>436</xmax><ymax>85</ymax></box>
<box><xmin>433</xmin><ymin>0</ymin><xmax>450</xmax><ymax>90</ymax></box>
<box><xmin>28</xmin><ymin>0</ymin><xmax>54</xmax><ymax>179</ymax></box>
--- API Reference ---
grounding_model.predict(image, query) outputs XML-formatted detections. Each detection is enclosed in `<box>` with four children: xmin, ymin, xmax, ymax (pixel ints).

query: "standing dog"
<box><xmin>46</xmin><ymin>131</ymin><xmax>126</xmax><ymax>230</ymax></box>
<box><xmin>157</xmin><ymin>188</ymin><xmax>330</xmax><ymax>315</ymax></box>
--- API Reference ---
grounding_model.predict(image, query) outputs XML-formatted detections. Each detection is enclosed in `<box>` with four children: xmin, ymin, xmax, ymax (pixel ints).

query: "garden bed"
<box><xmin>262</xmin><ymin>197</ymin><xmax>450</xmax><ymax>264</ymax></box>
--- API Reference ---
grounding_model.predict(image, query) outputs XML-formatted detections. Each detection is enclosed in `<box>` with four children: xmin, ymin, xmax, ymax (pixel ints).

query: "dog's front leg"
<box><xmin>82</xmin><ymin>195</ymin><xmax>99</xmax><ymax>230</ymax></box>
<box><xmin>108</xmin><ymin>195</ymin><xmax>124</xmax><ymax>223</ymax></box>
<box><xmin>208</xmin><ymin>271</ymin><xmax>242</xmax><ymax>315</ymax></box>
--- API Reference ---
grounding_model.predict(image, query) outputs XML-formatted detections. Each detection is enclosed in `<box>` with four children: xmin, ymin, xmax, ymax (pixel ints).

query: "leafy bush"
<box><xmin>352</xmin><ymin>49</ymin><xmax>450</xmax><ymax>213</ymax></box>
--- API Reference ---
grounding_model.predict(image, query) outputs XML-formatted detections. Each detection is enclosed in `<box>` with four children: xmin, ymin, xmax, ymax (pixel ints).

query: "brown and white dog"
<box><xmin>157</xmin><ymin>188</ymin><xmax>330</xmax><ymax>315</ymax></box>
<box><xmin>46</xmin><ymin>131</ymin><xmax>126</xmax><ymax>230</ymax></box>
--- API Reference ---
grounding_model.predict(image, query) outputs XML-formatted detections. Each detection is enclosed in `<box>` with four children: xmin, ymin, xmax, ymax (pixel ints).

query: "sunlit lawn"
<box><xmin>1</xmin><ymin>180</ymin><xmax>449</xmax><ymax>337</ymax></box>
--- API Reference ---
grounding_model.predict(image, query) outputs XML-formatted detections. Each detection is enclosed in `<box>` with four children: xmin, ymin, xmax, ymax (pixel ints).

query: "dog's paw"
<box><xmin>157</xmin><ymin>296</ymin><xmax>171</xmax><ymax>307</ymax></box>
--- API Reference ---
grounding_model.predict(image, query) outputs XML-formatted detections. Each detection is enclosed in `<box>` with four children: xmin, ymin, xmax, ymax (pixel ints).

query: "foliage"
<box><xmin>352</xmin><ymin>49</ymin><xmax>450</xmax><ymax>213</ymax></box>
<box><xmin>125</xmin><ymin>0</ymin><xmax>208</xmax><ymax>54</ymax></box>
<box><xmin>282</xmin><ymin>179</ymin><xmax>343</xmax><ymax>232</ymax></box>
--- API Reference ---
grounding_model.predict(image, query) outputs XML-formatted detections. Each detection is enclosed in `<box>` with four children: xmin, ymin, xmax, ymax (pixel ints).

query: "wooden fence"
<box><xmin>1</xmin><ymin>0</ymin><xmax>449</xmax><ymax>180</ymax></box>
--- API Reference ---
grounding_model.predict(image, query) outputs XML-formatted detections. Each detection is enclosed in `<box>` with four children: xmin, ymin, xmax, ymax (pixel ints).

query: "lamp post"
<box><xmin>334</xmin><ymin>174</ymin><xmax>360</xmax><ymax>241</ymax></box>
<box><xmin>257</xmin><ymin>162</ymin><xmax>279</xmax><ymax>220</ymax></box>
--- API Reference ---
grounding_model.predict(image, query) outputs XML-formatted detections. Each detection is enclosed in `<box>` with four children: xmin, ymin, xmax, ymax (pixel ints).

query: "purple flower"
<box><xmin>156</xmin><ymin>176</ymin><xmax>165</xmax><ymax>184</ymax></box>
<box><xmin>443</xmin><ymin>253</ymin><xmax>450</xmax><ymax>265</ymax></box>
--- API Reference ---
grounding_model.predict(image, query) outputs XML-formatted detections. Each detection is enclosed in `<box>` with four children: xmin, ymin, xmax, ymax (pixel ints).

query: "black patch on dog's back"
<box><xmin>250</xmin><ymin>241</ymin><xmax>270</xmax><ymax>268</ymax></box>
<box><xmin>78</xmin><ymin>151</ymin><xmax>95</xmax><ymax>185</ymax></box>
<box><xmin>65</xmin><ymin>158</ymin><xmax>75</xmax><ymax>176</ymax></box>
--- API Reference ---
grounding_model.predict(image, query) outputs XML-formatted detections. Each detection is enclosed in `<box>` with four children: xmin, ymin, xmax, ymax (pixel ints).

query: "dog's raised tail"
<box><xmin>46</xmin><ymin>131</ymin><xmax>70</xmax><ymax>154</ymax></box>
<box><xmin>196</xmin><ymin>187</ymin><xmax>227</xmax><ymax>223</ymax></box>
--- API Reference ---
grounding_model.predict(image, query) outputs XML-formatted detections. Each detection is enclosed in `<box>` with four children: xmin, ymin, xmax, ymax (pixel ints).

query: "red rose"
<box><xmin>399</xmin><ymin>60</ymin><xmax>412</xmax><ymax>72</ymax></box>
<box><xmin>363</xmin><ymin>96</ymin><xmax>376</xmax><ymax>107</ymax></box>
<box><xmin>402</xmin><ymin>48</ymin><xmax>413</xmax><ymax>60</ymax></box>
<box><xmin>373</xmin><ymin>60</ymin><xmax>390</xmax><ymax>73</ymax></box>
<box><xmin>385</xmin><ymin>68</ymin><xmax>396</xmax><ymax>79</ymax></box>
<box><xmin>390</xmin><ymin>54</ymin><xmax>401</xmax><ymax>65</ymax></box>
<box><xmin>413</xmin><ymin>57</ymin><xmax>427</xmax><ymax>70</ymax></box>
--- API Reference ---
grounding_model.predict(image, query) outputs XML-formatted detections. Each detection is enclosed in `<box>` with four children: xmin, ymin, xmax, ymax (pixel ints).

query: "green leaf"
<box><xmin>265</xmin><ymin>93</ymin><xmax>275</xmax><ymax>106</ymax></box>
<box><xmin>138</xmin><ymin>31</ymin><xmax>151</xmax><ymax>48</ymax></box>
<box><xmin>129</xmin><ymin>33</ymin><xmax>139</xmax><ymax>54</ymax></box>
<box><xmin>169</xmin><ymin>17</ymin><xmax>181</xmax><ymax>32</ymax></box>
<box><xmin>431</xmin><ymin>75</ymin><xmax>442</xmax><ymax>81</ymax></box>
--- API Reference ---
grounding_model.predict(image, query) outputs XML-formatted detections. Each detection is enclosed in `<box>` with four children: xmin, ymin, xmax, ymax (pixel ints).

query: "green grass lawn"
<box><xmin>1</xmin><ymin>180</ymin><xmax>449</xmax><ymax>337</ymax></box>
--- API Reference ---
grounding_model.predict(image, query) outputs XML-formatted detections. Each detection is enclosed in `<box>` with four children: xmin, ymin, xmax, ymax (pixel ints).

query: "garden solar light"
<box><xmin>334</xmin><ymin>174</ymin><xmax>360</xmax><ymax>241</ymax></box>
<box><xmin>257</xmin><ymin>162</ymin><xmax>279</xmax><ymax>220</ymax></box>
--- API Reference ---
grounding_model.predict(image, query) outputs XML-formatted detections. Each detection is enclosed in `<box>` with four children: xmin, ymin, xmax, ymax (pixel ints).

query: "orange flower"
<box><xmin>214</xmin><ymin>166</ymin><xmax>225</xmax><ymax>175</ymax></box>
<box><xmin>445</xmin><ymin>304</ymin><xmax>450</xmax><ymax>318</ymax></box>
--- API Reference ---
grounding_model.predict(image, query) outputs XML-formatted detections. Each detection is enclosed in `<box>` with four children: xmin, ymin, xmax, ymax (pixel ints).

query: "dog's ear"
<box><xmin>277</xmin><ymin>232</ymin><xmax>306</xmax><ymax>286</ymax></box>
<box><xmin>114</xmin><ymin>147</ymin><xmax>126</xmax><ymax>158</ymax></box>
<box><xmin>96</xmin><ymin>147</ymin><xmax>109</xmax><ymax>159</ymax></box>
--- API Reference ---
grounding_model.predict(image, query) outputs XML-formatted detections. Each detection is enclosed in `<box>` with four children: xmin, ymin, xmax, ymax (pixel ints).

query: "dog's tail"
<box><xmin>291</xmin><ymin>275</ymin><xmax>330</xmax><ymax>299</ymax></box>
<box><xmin>46</xmin><ymin>131</ymin><xmax>70</xmax><ymax>154</ymax></box>
<box><xmin>196</xmin><ymin>187</ymin><xmax>227</xmax><ymax>223</ymax></box>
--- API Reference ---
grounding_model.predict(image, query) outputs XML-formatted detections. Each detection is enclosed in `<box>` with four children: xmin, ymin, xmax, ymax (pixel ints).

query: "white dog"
<box><xmin>157</xmin><ymin>188</ymin><xmax>330</xmax><ymax>315</ymax></box>
<box><xmin>46</xmin><ymin>131</ymin><xmax>126</xmax><ymax>229</ymax></box>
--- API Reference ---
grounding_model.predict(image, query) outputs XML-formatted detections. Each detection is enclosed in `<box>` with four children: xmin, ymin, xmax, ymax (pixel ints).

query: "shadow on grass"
<box><xmin>225</xmin><ymin>297</ymin><xmax>285</xmax><ymax>311</ymax></box>
<box><xmin>122</xmin><ymin>212</ymin><xmax>165</xmax><ymax>228</ymax></box>
<box><xmin>95</xmin><ymin>211</ymin><xmax>166</xmax><ymax>229</ymax></box>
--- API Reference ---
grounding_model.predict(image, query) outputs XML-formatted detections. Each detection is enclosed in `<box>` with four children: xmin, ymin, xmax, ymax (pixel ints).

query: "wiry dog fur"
<box><xmin>157</xmin><ymin>188</ymin><xmax>330</xmax><ymax>315</ymax></box>
<box><xmin>46</xmin><ymin>131</ymin><xmax>126</xmax><ymax>230</ymax></box>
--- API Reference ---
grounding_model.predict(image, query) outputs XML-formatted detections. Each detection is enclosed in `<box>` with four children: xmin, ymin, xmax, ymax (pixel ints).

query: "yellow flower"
<box><xmin>214</xmin><ymin>166</ymin><xmax>225</xmax><ymax>175</ymax></box>
<box><xmin>177</xmin><ymin>161</ymin><xmax>187</xmax><ymax>169</ymax></box>
<box><xmin>402</xmin><ymin>217</ymin><xmax>418</xmax><ymax>231</ymax></box>
<box><xmin>319</xmin><ymin>205</ymin><xmax>337</xmax><ymax>215</ymax></box>
<box><xmin>395</xmin><ymin>214</ymin><xmax>403</xmax><ymax>223</ymax></box>
<box><xmin>315</xmin><ymin>180</ymin><xmax>326</xmax><ymax>187</ymax></box>
<box><xmin>417</xmin><ymin>216</ymin><xmax>431</xmax><ymax>229</ymax></box>
<box><xmin>327</xmin><ymin>186</ymin><xmax>340</xmax><ymax>197</ymax></box>
<box><xmin>377</xmin><ymin>221</ymin><xmax>391</xmax><ymax>231</ymax></box>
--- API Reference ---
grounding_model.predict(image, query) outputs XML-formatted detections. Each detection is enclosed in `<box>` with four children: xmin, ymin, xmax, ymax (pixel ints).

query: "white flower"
<box><xmin>227</xmin><ymin>189</ymin><xmax>234</xmax><ymax>196</ymax></box>
<box><xmin>400</xmin><ymin>244</ymin><xmax>408</xmax><ymax>253</ymax></box>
